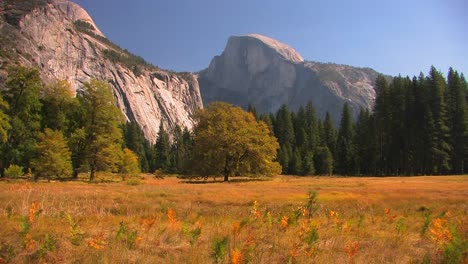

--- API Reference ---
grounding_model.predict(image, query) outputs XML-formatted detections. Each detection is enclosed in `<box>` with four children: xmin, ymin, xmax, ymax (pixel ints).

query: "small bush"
<box><xmin>4</xmin><ymin>164</ymin><xmax>24</xmax><ymax>178</ymax></box>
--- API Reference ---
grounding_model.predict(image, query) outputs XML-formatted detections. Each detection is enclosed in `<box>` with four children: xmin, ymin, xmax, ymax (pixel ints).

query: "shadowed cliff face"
<box><xmin>0</xmin><ymin>0</ymin><xmax>203</xmax><ymax>143</ymax></box>
<box><xmin>199</xmin><ymin>34</ymin><xmax>381</xmax><ymax>121</ymax></box>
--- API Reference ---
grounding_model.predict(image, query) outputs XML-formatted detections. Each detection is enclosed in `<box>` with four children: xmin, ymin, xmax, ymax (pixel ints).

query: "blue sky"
<box><xmin>73</xmin><ymin>0</ymin><xmax>467</xmax><ymax>77</ymax></box>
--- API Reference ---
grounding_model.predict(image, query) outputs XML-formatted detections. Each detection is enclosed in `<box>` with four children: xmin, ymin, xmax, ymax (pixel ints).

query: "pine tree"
<box><xmin>0</xmin><ymin>94</ymin><xmax>10</xmax><ymax>144</ymax></box>
<box><xmin>322</xmin><ymin>112</ymin><xmax>337</xmax><ymax>157</ymax></box>
<box><xmin>123</xmin><ymin>122</ymin><xmax>150</xmax><ymax>172</ymax></box>
<box><xmin>355</xmin><ymin>108</ymin><xmax>377</xmax><ymax>175</ymax></box>
<box><xmin>155</xmin><ymin>123</ymin><xmax>171</xmax><ymax>172</ymax></box>
<box><xmin>32</xmin><ymin>128</ymin><xmax>72</xmax><ymax>181</ymax></box>
<box><xmin>336</xmin><ymin>103</ymin><xmax>356</xmax><ymax>175</ymax></box>
<box><xmin>447</xmin><ymin>68</ymin><xmax>468</xmax><ymax>174</ymax></box>
<box><xmin>373</xmin><ymin>75</ymin><xmax>391</xmax><ymax>174</ymax></box>
<box><xmin>314</xmin><ymin>146</ymin><xmax>333</xmax><ymax>175</ymax></box>
<box><xmin>427</xmin><ymin>67</ymin><xmax>451</xmax><ymax>174</ymax></box>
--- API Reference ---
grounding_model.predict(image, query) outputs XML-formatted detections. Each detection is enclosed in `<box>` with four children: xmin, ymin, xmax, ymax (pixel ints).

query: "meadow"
<box><xmin>0</xmin><ymin>175</ymin><xmax>466</xmax><ymax>263</ymax></box>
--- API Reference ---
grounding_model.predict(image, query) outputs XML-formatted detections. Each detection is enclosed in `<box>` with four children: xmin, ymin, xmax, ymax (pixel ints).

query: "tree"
<box><xmin>190</xmin><ymin>102</ymin><xmax>281</xmax><ymax>181</ymax></box>
<box><xmin>154</xmin><ymin>123</ymin><xmax>171</xmax><ymax>172</ymax></box>
<box><xmin>118</xmin><ymin>148</ymin><xmax>140</xmax><ymax>179</ymax></box>
<box><xmin>427</xmin><ymin>67</ymin><xmax>451</xmax><ymax>174</ymax></box>
<box><xmin>40</xmin><ymin>80</ymin><xmax>76</xmax><ymax>132</ymax></box>
<box><xmin>78</xmin><ymin>79</ymin><xmax>123</xmax><ymax>181</ymax></box>
<box><xmin>31</xmin><ymin>128</ymin><xmax>72</xmax><ymax>181</ymax></box>
<box><xmin>336</xmin><ymin>103</ymin><xmax>356</xmax><ymax>175</ymax></box>
<box><xmin>314</xmin><ymin>146</ymin><xmax>333</xmax><ymax>175</ymax></box>
<box><xmin>321</xmin><ymin>112</ymin><xmax>337</xmax><ymax>157</ymax></box>
<box><xmin>1</xmin><ymin>66</ymin><xmax>42</xmax><ymax>174</ymax></box>
<box><xmin>123</xmin><ymin>121</ymin><xmax>150</xmax><ymax>172</ymax></box>
<box><xmin>447</xmin><ymin>68</ymin><xmax>468</xmax><ymax>174</ymax></box>
<box><xmin>0</xmin><ymin>95</ymin><xmax>10</xmax><ymax>144</ymax></box>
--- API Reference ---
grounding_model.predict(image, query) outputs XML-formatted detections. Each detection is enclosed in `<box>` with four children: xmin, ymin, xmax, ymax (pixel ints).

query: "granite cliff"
<box><xmin>199</xmin><ymin>34</ymin><xmax>382</xmax><ymax>121</ymax></box>
<box><xmin>0</xmin><ymin>0</ymin><xmax>203</xmax><ymax>143</ymax></box>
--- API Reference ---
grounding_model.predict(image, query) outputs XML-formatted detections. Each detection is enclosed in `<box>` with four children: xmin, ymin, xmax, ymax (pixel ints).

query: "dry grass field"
<box><xmin>0</xmin><ymin>175</ymin><xmax>466</xmax><ymax>263</ymax></box>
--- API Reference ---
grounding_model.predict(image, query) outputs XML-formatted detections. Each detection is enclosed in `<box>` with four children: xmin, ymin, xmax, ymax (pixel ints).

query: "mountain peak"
<box><xmin>245</xmin><ymin>34</ymin><xmax>304</xmax><ymax>63</ymax></box>
<box><xmin>52</xmin><ymin>0</ymin><xmax>104</xmax><ymax>37</ymax></box>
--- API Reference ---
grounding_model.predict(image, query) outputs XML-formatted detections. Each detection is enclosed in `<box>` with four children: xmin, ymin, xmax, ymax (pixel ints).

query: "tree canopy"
<box><xmin>190</xmin><ymin>102</ymin><xmax>281</xmax><ymax>181</ymax></box>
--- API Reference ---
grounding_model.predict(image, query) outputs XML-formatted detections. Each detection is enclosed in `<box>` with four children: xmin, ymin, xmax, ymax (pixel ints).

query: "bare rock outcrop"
<box><xmin>0</xmin><ymin>0</ymin><xmax>203</xmax><ymax>142</ymax></box>
<box><xmin>199</xmin><ymin>34</ymin><xmax>381</xmax><ymax>121</ymax></box>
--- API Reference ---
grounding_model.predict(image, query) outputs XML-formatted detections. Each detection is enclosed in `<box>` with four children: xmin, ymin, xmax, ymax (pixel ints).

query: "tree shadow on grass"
<box><xmin>181</xmin><ymin>177</ymin><xmax>272</xmax><ymax>184</ymax></box>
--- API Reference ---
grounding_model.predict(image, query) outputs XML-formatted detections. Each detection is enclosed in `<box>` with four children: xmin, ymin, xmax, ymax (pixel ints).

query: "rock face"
<box><xmin>0</xmin><ymin>0</ymin><xmax>203</xmax><ymax>143</ymax></box>
<box><xmin>199</xmin><ymin>34</ymin><xmax>382</xmax><ymax>121</ymax></box>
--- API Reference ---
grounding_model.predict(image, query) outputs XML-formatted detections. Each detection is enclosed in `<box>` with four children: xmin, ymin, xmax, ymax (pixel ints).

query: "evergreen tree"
<box><xmin>154</xmin><ymin>123</ymin><xmax>171</xmax><ymax>172</ymax></box>
<box><xmin>355</xmin><ymin>108</ymin><xmax>377</xmax><ymax>175</ymax></box>
<box><xmin>427</xmin><ymin>67</ymin><xmax>451</xmax><ymax>174</ymax></box>
<box><xmin>447</xmin><ymin>68</ymin><xmax>468</xmax><ymax>173</ymax></box>
<box><xmin>301</xmin><ymin>151</ymin><xmax>315</xmax><ymax>176</ymax></box>
<box><xmin>274</xmin><ymin>105</ymin><xmax>295</xmax><ymax>173</ymax></box>
<box><xmin>1</xmin><ymin>66</ymin><xmax>42</xmax><ymax>174</ymax></box>
<box><xmin>32</xmin><ymin>128</ymin><xmax>72</xmax><ymax>181</ymax></box>
<box><xmin>0</xmin><ymin>94</ymin><xmax>10</xmax><ymax>144</ymax></box>
<box><xmin>322</xmin><ymin>112</ymin><xmax>337</xmax><ymax>157</ymax></box>
<box><xmin>123</xmin><ymin>121</ymin><xmax>150</xmax><ymax>172</ymax></box>
<box><xmin>247</xmin><ymin>104</ymin><xmax>258</xmax><ymax>120</ymax></box>
<box><xmin>373</xmin><ymin>75</ymin><xmax>391</xmax><ymax>174</ymax></box>
<box><xmin>289</xmin><ymin>148</ymin><xmax>303</xmax><ymax>175</ymax></box>
<box><xmin>314</xmin><ymin>146</ymin><xmax>333</xmax><ymax>175</ymax></box>
<box><xmin>336</xmin><ymin>103</ymin><xmax>356</xmax><ymax>175</ymax></box>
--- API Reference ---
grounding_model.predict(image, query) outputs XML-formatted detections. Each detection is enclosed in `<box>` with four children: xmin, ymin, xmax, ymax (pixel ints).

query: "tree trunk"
<box><xmin>223</xmin><ymin>174</ymin><xmax>229</xmax><ymax>182</ymax></box>
<box><xmin>89</xmin><ymin>167</ymin><xmax>95</xmax><ymax>181</ymax></box>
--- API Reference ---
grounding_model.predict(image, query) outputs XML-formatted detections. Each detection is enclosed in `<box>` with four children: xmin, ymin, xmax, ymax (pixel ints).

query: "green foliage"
<box><xmin>0</xmin><ymin>95</ymin><xmax>10</xmax><ymax>144</ymax></box>
<box><xmin>73</xmin><ymin>20</ymin><xmax>95</xmax><ymax>31</ymax></box>
<box><xmin>32</xmin><ymin>128</ymin><xmax>72</xmax><ymax>181</ymax></box>
<box><xmin>122</xmin><ymin>122</ymin><xmax>150</xmax><ymax>172</ymax></box>
<box><xmin>40</xmin><ymin>80</ymin><xmax>77</xmax><ymax>132</ymax></box>
<box><xmin>190</xmin><ymin>102</ymin><xmax>281</xmax><ymax>181</ymax></box>
<box><xmin>102</xmin><ymin>49</ymin><xmax>149</xmax><ymax>76</ymax></box>
<box><xmin>66</xmin><ymin>213</ymin><xmax>84</xmax><ymax>246</ymax></box>
<box><xmin>442</xmin><ymin>227</ymin><xmax>467</xmax><ymax>264</ymax></box>
<box><xmin>154</xmin><ymin>123</ymin><xmax>171</xmax><ymax>172</ymax></box>
<box><xmin>211</xmin><ymin>236</ymin><xmax>228</xmax><ymax>264</ymax></box>
<box><xmin>78</xmin><ymin>79</ymin><xmax>123</xmax><ymax>181</ymax></box>
<box><xmin>115</xmin><ymin>222</ymin><xmax>139</xmax><ymax>249</ymax></box>
<box><xmin>336</xmin><ymin>103</ymin><xmax>356</xmax><ymax>175</ymax></box>
<box><xmin>0</xmin><ymin>242</ymin><xmax>16</xmax><ymax>263</ymax></box>
<box><xmin>314</xmin><ymin>146</ymin><xmax>333</xmax><ymax>175</ymax></box>
<box><xmin>1</xmin><ymin>66</ymin><xmax>42</xmax><ymax>173</ymax></box>
<box><xmin>4</xmin><ymin>164</ymin><xmax>23</xmax><ymax>178</ymax></box>
<box><xmin>118</xmin><ymin>148</ymin><xmax>140</xmax><ymax>178</ymax></box>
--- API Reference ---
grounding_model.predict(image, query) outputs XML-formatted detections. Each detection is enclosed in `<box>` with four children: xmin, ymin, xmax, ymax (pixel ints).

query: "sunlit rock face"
<box><xmin>199</xmin><ymin>34</ymin><xmax>381</xmax><ymax>121</ymax></box>
<box><xmin>0</xmin><ymin>0</ymin><xmax>203</xmax><ymax>143</ymax></box>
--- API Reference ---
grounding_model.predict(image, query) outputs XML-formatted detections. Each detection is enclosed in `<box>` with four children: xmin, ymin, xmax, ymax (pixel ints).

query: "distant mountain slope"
<box><xmin>0</xmin><ymin>0</ymin><xmax>203</xmax><ymax>143</ymax></box>
<box><xmin>198</xmin><ymin>34</ymin><xmax>385</xmax><ymax>121</ymax></box>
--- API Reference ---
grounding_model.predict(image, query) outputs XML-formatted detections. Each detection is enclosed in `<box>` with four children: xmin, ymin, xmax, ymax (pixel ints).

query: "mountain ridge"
<box><xmin>199</xmin><ymin>34</ymin><xmax>384</xmax><ymax>122</ymax></box>
<box><xmin>0</xmin><ymin>0</ymin><xmax>203</xmax><ymax>143</ymax></box>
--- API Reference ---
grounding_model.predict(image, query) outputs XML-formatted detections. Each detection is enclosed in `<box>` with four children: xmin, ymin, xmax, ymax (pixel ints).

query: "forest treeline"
<box><xmin>0</xmin><ymin>66</ymin><xmax>466</xmax><ymax>179</ymax></box>
<box><xmin>140</xmin><ymin>66</ymin><xmax>467</xmax><ymax>176</ymax></box>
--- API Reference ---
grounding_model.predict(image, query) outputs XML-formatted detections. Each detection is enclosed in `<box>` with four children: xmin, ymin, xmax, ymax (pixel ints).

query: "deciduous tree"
<box><xmin>190</xmin><ymin>102</ymin><xmax>281</xmax><ymax>181</ymax></box>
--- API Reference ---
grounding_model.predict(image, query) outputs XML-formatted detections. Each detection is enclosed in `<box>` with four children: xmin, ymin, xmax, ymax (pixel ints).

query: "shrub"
<box><xmin>4</xmin><ymin>164</ymin><xmax>23</xmax><ymax>178</ymax></box>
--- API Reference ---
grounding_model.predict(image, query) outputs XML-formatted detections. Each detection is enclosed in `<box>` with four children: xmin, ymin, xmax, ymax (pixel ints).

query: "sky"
<box><xmin>72</xmin><ymin>0</ymin><xmax>467</xmax><ymax>77</ymax></box>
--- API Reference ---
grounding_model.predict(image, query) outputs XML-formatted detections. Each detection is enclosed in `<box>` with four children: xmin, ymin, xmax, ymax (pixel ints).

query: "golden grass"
<box><xmin>0</xmin><ymin>174</ymin><xmax>466</xmax><ymax>263</ymax></box>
